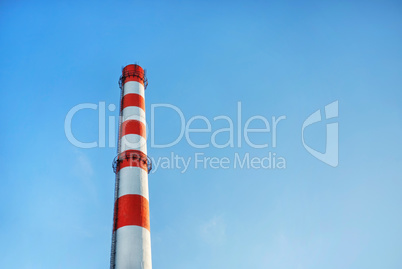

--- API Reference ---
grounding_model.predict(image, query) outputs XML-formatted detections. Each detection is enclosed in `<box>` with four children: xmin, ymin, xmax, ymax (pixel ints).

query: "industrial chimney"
<box><xmin>110</xmin><ymin>64</ymin><xmax>152</xmax><ymax>269</ymax></box>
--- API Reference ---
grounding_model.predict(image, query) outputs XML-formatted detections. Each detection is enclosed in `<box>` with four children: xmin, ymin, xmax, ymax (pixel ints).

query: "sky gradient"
<box><xmin>1</xmin><ymin>1</ymin><xmax>402</xmax><ymax>268</ymax></box>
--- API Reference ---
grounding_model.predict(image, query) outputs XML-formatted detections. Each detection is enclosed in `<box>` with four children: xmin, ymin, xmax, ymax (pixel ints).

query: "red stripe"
<box><xmin>122</xmin><ymin>64</ymin><xmax>145</xmax><ymax>86</ymax></box>
<box><xmin>121</xmin><ymin>93</ymin><xmax>145</xmax><ymax>111</ymax></box>
<box><xmin>120</xmin><ymin>120</ymin><xmax>146</xmax><ymax>139</ymax></box>
<box><xmin>124</xmin><ymin>76</ymin><xmax>144</xmax><ymax>85</ymax></box>
<box><xmin>115</xmin><ymin>150</ymin><xmax>149</xmax><ymax>173</ymax></box>
<box><xmin>113</xmin><ymin>194</ymin><xmax>150</xmax><ymax>231</ymax></box>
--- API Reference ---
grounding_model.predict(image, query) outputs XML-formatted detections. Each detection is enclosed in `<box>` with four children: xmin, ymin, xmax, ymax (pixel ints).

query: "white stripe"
<box><xmin>123</xmin><ymin>81</ymin><xmax>145</xmax><ymax>97</ymax></box>
<box><xmin>120</xmin><ymin>134</ymin><xmax>147</xmax><ymax>154</ymax></box>
<box><xmin>114</xmin><ymin>226</ymin><xmax>152</xmax><ymax>269</ymax></box>
<box><xmin>122</xmin><ymin>106</ymin><xmax>146</xmax><ymax>123</ymax></box>
<box><xmin>118</xmin><ymin>167</ymin><xmax>149</xmax><ymax>200</ymax></box>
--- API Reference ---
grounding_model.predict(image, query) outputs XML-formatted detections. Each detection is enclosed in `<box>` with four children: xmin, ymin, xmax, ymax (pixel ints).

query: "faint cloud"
<box><xmin>200</xmin><ymin>215</ymin><xmax>226</xmax><ymax>245</ymax></box>
<box><xmin>72</xmin><ymin>150</ymin><xmax>97</xmax><ymax>201</ymax></box>
<box><xmin>75</xmin><ymin>153</ymin><xmax>94</xmax><ymax>178</ymax></box>
<box><xmin>258</xmin><ymin>231</ymin><xmax>324</xmax><ymax>269</ymax></box>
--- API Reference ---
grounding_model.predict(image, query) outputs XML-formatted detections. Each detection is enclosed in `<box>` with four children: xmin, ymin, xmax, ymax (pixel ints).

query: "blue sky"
<box><xmin>1</xmin><ymin>0</ymin><xmax>402</xmax><ymax>268</ymax></box>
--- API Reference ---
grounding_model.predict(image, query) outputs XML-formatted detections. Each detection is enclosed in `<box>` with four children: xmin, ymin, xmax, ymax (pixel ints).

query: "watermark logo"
<box><xmin>149</xmin><ymin>152</ymin><xmax>286</xmax><ymax>173</ymax></box>
<box><xmin>301</xmin><ymin>101</ymin><xmax>339</xmax><ymax>167</ymax></box>
<box><xmin>64</xmin><ymin>100</ymin><xmax>339</xmax><ymax>171</ymax></box>
<box><xmin>64</xmin><ymin>102</ymin><xmax>286</xmax><ymax>150</ymax></box>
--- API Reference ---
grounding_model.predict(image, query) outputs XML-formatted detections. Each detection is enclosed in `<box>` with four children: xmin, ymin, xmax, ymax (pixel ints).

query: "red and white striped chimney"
<box><xmin>111</xmin><ymin>64</ymin><xmax>152</xmax><ymax>269</ymax></box>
